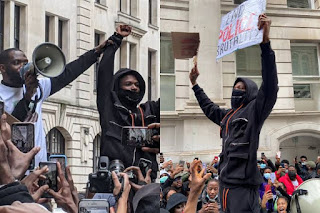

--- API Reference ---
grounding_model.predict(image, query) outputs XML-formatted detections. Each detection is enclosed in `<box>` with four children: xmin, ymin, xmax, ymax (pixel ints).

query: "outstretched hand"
<box><xmin>1</xmin><ymin>114</ymin><xmax>40</xmax><ymax>179</ymax></box>
<box><xmin>258</xmin><ymin>14</ymin><xmax>271</xmax><ymax>44</ymax></box>
<box><xmin>21</xmin><ymin>166</ymin><xmax>49</xmax><ymax>202</ymax></box>
<box><xmin>190</xmin><ymin>65</ymin><xmax>199</xmax><ymax>86</ymax></box>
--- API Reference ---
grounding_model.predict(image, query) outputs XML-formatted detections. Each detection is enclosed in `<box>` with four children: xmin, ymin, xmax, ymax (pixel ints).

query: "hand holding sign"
<box><xmin>189</xmin><ymin>64</ymin><xmax>200</xmax><ymax>86</ymax></box>
<box><xmin>258</xmin><ymin>14</ymin><xmax>271</xmax><ymax>44</ymax></box>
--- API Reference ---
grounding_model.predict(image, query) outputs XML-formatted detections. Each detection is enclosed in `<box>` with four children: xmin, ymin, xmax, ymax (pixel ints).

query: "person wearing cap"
<box><xmin>160</xmin><ymin>170</ymin><xmax>170</xmax><ymax>185</ymax></box>
<box><xmin>166</xmin><ymin>193</ymin><xmax>187</xmax><ymax>213</ymax></box>
<box><xmin>189</xmin><ymin>15</ymin><xmax>277</xmax><ymax>213</ymax></box>
<box><xmin>161</xmin><ymin>163</ymin><xmax>184</xmax><ymax>190</ymax></box>
<box><xmin>97</xmin><ymin>25</ymin><xmax>160</xmax><ymax>180</ymax></box>
<box><xmin>297</xmin><ymin>160</ymin><xmax>317</xmax><ymax>180</ymax></box>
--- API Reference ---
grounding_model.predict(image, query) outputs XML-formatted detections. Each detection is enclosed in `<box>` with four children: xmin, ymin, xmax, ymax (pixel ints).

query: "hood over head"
<box><xmin>113</xmin><ymin>68</ymin><xmax>146</xmax><ymax>104</ymax></box>
<box><xmin>233</xmin><ymin>77</ymin><xmax>258</xmax><ymax>106</ymax></box>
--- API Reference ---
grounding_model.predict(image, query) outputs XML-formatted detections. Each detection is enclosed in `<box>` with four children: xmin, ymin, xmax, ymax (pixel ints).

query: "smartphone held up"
<box><xmin>11</xmin><ymin>122</ymin><xmax>35</xmax><ymax>169</ymax></box>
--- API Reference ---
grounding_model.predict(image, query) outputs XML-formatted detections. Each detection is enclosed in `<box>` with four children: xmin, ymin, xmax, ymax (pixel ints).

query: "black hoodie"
<box><xmin>97</xmin><ymin>33</ymin><xmax>160</xmax><ymax>179</ymax></box>
<box><xmin>192</xmin><ymin>42</ymin><xmax>278</xmax><ymax>187</ymax></box>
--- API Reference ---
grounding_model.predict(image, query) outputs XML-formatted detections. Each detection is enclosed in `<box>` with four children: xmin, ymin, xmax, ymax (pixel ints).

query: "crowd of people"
<box><xmin>159</xmin><ymin>154</ymin><xmax>320</xmax><ymax>213</ymax></box>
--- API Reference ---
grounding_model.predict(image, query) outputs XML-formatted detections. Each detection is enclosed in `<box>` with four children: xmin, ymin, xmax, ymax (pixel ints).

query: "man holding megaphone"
<box><xmin>0</xmin><ymin>42</ymin><xmax>109</xmax><ymax>167</ymax></box>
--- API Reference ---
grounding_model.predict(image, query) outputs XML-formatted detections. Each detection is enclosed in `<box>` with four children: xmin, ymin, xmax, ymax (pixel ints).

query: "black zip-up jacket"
<box><xmin>192</xmin><ymin>42</ymin><xmax>278</xmax><ymax>187</ymax></box>
<box><xmin>97</xmin><ymin>33</ymin><xmax>160</xmax><ymax>179</ymax></box>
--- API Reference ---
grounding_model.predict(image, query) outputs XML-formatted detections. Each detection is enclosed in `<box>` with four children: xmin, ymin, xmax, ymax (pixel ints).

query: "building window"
<box><xmin>294</xmin><ymin>84</ymin><xmax>311</xmax><ymax>98</ymax></box>
<box><xmin>234</xmin><ymin>0</ymin><xmax>247</xmax><ymax>4</ymax></box>
<box><xmin>236</xmin><ymin>45</ymin><xmax>262</xmax><ymax>86</ymax></box>
<box><xmin>129</xmin><ymin>43</ymin><xmax>137</xmax><ymax>69</ymax></box>
<box><xmin>148</xmin><ymin>51</ymin><xmax>154</xmax><ymax>100</ymax></box>
<box><xmin>46</xmin><ymin>128</ymin><xmax>65</xmax><ymax>157</ymax></box>
<box><xmin>148</xmin><ymin>0</ymin><xmax>152</xmax><ymax>24</ymax></box>
<box><xmin>93</xmin><ymin>134</ymin><xmax>101</xmax><ymax>172</ymax></box>
<box><xmin>14</xmin><ymin>5</ymin><xmax>20</xmax><ymax>48</ymax></box>
<box><xmin>291</xmin><ymin>45</ymin><xmax>319</xmax><ymax>77</ymax></box>
<box><xmin>120</xmin><ymin>0</ymin><xmax>138</xmax><ymax>17</ymax></box>
<box><xmin>45</xmin><ymin>15</ymin><xmax>50</xmax><ymax>42</ymax></box>
<box><xmin>95</xmin><ymin>0</ymin><xmax>101</xmax><ymax>3</ymax></box>
<box><xmin>58</xmin><ymin>20</ymin><xmax>63</xmax><ymax>49</ymax></box>
<box><xmin>287</xmin><ymin>0</ymin><xmax>313</xmax><ymax>8</ymax></box>
<box><xmin>160</xmin><ymin>35</ymin><xmax>175</xmax><ymax>111</ymax></box>
<box><xmin>0</xmin><ymin>1</ymin><xmax>4</xmax><ymax>51</ymax></box>
<box><xmin>291</xmin><ymin>44</ymin><xmax>319</xmax><ymax>101</ymax></box>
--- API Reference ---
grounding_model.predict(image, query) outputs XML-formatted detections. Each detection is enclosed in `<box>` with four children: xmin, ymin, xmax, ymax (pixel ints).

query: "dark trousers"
<box><xmin>220</xmin><ymin>185</ymin><xmax>260</xmax><ymax>213</ymax></box>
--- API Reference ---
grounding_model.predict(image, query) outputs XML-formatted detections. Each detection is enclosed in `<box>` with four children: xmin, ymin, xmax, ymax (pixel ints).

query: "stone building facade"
<box><xmin>0</xmin><ymin>0</ymin><xmax>160</xmax><ymax>191</ymax></box>
<box><xmin>161</xmin><ymin>0</ymin><xmax>320</xmax><ymax>164</ymax></box>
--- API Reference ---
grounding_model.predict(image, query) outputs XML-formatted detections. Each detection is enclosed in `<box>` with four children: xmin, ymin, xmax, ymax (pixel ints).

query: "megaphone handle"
<box><xmin>31</xmin><ymin>84</ymin><xmax>43</xmax><ymax>112</ymax></box>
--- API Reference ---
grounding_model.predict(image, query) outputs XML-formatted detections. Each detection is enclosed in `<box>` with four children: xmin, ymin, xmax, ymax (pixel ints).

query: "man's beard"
<box><xmin>6</xmin><ymin>67</ymin><xmax>23</xmax><ymax>86</ymax></box>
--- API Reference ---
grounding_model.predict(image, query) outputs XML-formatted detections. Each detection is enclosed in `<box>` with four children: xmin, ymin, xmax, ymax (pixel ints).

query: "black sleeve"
<box><xmin>50</xmin><ymin>49</ymin><xmax>100</xmax><ymax>95</ymax></box>
<box><xmin>0</xmin><ymin>182</ymin><xmax>34</xmax><ymax>206</ymax></box>
<box><xmin>192</xmin><ymin>84</ymin><xmax>228</xmax><ymax>126</ymax></box>
<box><xmin>255</xmin><ymin>42</ymin><xmax>279</xmax><ymax>123</ymax></box>
<box><xmin>11</xmin><ymin>98</ymin><xmax>30</xmax><ymax>121</ymax></box>
<box><xmin>267</xmin><ymin>159</ymin><xmax>277</xmax><ymax>172</ymax></box>
<box><xmin>277</xmin><ymin>186</ymin><xmax>291</xmax><ymax>204</ymax></box>
<box><xmin>96</xmin><ymin>33</ymin><xmax>123</xmax><ymax>120</ymax></box>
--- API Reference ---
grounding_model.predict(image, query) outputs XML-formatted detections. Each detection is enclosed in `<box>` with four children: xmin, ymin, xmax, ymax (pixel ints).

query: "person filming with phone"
<box><xmin>96</xmin><ymin>25</ymin><xmax>160</xmax><ymax>181</ymax></box>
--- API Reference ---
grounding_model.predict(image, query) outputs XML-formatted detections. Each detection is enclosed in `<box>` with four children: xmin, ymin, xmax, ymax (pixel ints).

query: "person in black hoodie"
<box><xmin>97</xmin><ymin>25</ymin><xmax>160</xmax><ymax>180</ymax></box>
<box><xmin>189</xmin><ymin>14</ymin><xmax>278</xmax><ymax>213</ymax></box>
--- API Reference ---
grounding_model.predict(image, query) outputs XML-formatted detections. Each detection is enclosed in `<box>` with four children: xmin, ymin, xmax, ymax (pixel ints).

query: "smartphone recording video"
<box><xmin>39</xmin><ymin>162</ymin><xmax>58</xmax><ymax>198</ymax></box>
<box><xmin>49</xmin><ymin>155</ymin><xmax>67</xmax><ymax>178</ymax></box>
<box><xmin>79</xmin><ymin>199</ymin><xmax>109</xmax><ymax>213</ymax></box>
<box><xmin>121</xmin><ymin>126</ymin><xmax>153</xmax><ymax>147</ymax></box>
<box><xmin>11</xmin><ymin>122</ymin><xmax>35</xmax><ymax>169</ymax></box>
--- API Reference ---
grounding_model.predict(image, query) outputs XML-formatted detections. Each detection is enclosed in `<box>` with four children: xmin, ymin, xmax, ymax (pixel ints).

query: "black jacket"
<box><xmin>0</xmin><ymin>182</ymin><xmax>34</xmax><ymax>205</ymax></box>
<box><xmin>97</xmin><ymin>33</ymin><xmax>160</xmax><ymax>179</ymax></box>
<box><xmin>192</xmin><ymin>42</ymin><xmax>278</xmax><ymax>187</ymax></box>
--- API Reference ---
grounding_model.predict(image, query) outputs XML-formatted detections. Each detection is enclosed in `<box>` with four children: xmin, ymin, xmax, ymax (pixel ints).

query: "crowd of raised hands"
<box><xmin>0</xmin><ymin>114</ymin><xmax>80</xmax><ymax>212</ymax></box>
<box><xmin>0</xmin><ymin>112</ymin><xmax>159</xmax><ymax>213</ymax></box>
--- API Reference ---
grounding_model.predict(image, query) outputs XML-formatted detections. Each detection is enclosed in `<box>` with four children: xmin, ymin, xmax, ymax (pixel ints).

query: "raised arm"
<box><xmin>96</xmin><ymin>25</ymin><xmax>131</xmax><ymax>115</ymax></box>
<box><xmin>190</xmin><ymin>65</ymin><xmax>228</xmax><ymax>126</ymax></box>
<box><xmin>50</xmin><ymin>49</ymin><xmax>101</xmax><ymax>95</ymax></box>
<box><xmin>255</xmin><ymin>14</ymin><xmax>279</xmax><ymax>122</ymax></box>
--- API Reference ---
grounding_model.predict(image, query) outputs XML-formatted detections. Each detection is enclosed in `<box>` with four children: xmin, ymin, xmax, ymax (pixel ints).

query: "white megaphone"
<box><xmin>19</xmin><ymin>43</ymin><xmax>66</xmax><ymax>103</ymax></box>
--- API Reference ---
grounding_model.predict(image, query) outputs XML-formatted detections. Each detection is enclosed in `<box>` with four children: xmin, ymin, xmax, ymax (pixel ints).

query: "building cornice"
<box><xmin>221</xmin><ymin>3</ymin><xmax>320</xmax><ymax>18</ymax></box>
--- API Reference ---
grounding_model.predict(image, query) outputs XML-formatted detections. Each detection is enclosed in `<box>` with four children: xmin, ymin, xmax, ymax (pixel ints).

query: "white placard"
<box><xmin>216</xmin><ymin>0</ymin><xmax>266</xmax><ymax>60</ymax></box>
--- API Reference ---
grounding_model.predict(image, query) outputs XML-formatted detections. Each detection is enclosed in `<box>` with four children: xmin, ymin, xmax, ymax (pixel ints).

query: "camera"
<box><xmin>89</xmin><ymin>156</ymin><xmax>124</xmax><ymax>193</ymax></box>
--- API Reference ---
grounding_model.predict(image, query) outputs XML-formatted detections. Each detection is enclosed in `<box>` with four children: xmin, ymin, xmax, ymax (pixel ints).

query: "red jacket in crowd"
<box><xmin>278</xmin><ymin>173</ymin><xmax>303</xmax><ymax>195</ymax></box>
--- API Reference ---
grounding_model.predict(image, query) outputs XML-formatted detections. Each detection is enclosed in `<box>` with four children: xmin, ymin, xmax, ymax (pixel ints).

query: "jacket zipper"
<box><xmin>230</xmin><ymin>142</ymin><xmax>249</xmax><ymax>146</ymax></box>
<box><xmin>109</xmin><ymin>121</ymin><xmax>123</xmax><ymax>127</ymax></box>
<box><xmin>231</xmin><ymin>118</ymin><xmax>248</xmax><ymax>123</ymax></box>
<box><xmin>114</xmin><ymin>103</ymin><xmax>131</xmax><ymax>113</ymax></box>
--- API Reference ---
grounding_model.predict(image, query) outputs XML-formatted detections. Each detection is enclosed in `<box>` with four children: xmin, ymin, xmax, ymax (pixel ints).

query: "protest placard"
<box><xmin>216</xmin><ymin>0</ymin><xmax>266</xmax><ymax>60</ymax></box>
<box><xmin>171</xmin><ymin>32</ymin><xmax>200</xmax><ymax>59</ymax></box>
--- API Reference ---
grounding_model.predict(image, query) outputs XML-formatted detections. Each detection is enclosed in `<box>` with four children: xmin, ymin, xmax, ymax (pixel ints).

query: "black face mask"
<box><xmin>231</xmin><ymin>89</ymin><xmax>246</xmax><ymax>109</ymax></box>
<box><xmin>288</xmin><ymin>171</ymin><xmax>296</xmax><ymax>180</ymax></box>
<box><xmin>118</xmin><ymin>89</ymin><xmax>141</xmax><ymax>109</ymax></box>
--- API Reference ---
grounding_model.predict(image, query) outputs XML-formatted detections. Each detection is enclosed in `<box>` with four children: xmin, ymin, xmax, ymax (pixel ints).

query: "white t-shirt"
<box><xmin>291</xmin><ymin>179</ymin><xmax>299</xmax><ymax>190</ymax></box>
<box><xmin>0</xmin><ymin>78</ymin><xmax>51</xmax><ymax>167</ymax></box>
